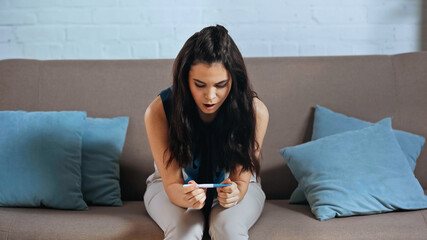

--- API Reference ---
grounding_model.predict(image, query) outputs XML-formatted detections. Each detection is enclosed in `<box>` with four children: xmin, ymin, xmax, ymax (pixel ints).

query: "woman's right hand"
<box><xmin>182</xmin><ymin>180</ymin><xmax>207</xmax><ymax>209</ymax></box>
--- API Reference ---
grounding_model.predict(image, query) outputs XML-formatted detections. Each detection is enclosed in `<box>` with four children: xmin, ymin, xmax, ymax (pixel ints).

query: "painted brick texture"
<box><xmin>0</xmin><ymin>0</ymin><xmax>425</xmax><ymax>59</ymax></box>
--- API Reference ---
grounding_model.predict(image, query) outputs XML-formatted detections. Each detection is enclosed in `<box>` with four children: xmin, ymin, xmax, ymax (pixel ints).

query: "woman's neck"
<box><xmin>197</xmin><ymin>108</ymin><xmax>217</xmax><ymax>124</ymax></box>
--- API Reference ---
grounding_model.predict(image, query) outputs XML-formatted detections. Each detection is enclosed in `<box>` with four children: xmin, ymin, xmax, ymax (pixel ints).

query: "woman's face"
<box><xmin>188</xmin><ymin>62</ymin><xmax>232</xmax><ymax>123</ymax></box>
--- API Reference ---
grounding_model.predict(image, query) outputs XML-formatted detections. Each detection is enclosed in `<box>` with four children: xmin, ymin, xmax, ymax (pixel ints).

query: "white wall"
<box><xmin>0</xmin><ymin>0</ymin><xmax>425</xmax><ymax>59</ymax></box>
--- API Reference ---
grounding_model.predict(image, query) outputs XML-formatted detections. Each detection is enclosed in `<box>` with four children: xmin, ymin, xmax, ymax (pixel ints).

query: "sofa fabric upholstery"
<box><xmin>1</xmin><ymin>199</ymin><xmax>427</xmax><ymax>240</ymax></box>
<box><xmin>1</xmin><ymin>52</ymin><xmax>426</xmax><ymax>239</ymax></box>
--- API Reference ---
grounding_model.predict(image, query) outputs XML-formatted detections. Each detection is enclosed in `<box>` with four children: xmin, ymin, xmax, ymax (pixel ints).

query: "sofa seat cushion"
<box><xmin>2</xmin><ymin>199</ymin><xmax>427</xmax><ymax>240</ymax></box>
<box><xmin>0</xmin><ymin>202</ymin><xmax>163</xmax><ymax>240</ymax></box>
<box><xmin>250</xmin><ymin>199</ymin><xmax>427</xmax><ymax>240</ymax></box>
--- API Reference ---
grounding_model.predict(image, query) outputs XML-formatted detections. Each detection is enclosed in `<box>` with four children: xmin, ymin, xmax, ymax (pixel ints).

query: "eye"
<box><xmin>195</xmin><ymin>83</ymin><xmax>205</xmax><ymax>88</ymax></box>
<box><xmin>216</xmin><ymin>81</ymin><xmax>229</xmax><ymax>88</ymax></box>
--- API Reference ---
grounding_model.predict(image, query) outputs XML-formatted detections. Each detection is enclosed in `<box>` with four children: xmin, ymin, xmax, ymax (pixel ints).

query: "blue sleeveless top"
<box><xmin>159</xmin><ymin>86</ymin><xmax>226</xmax><ymax>184</ymax></box>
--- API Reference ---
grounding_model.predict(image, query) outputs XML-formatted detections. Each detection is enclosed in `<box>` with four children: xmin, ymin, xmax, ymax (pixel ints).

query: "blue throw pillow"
<box><xmin>0</xmin><ymin>111</ymin><xmax>88</xmax><ymax>210</ymax></box>
<box><xmin>289</xmin><ymin>105</ymin><xmax>425</xmax><ymax>204</ymax></box>
<box><xmin>281</xmin><ymin>118</ymin><xmax>427</xmax><ymax>221</ymax></box>
<box><xmin>312</xmin><ymin>105</ymin><xmax>425</xmax><ymax>169</ymax></box>
<box><xmin>81</xmin><ymin>117</ymin><xmax>129</xmax><ymax>206</ymax></box>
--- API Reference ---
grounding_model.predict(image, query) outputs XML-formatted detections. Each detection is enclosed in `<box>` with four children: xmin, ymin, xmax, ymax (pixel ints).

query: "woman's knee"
<box><xmin>209</xmin><ymin>219</ymin><xmax>248</xmax><ymax>240</ymax></box>
<box><xmin>208</xmin><ymin>183</ymin><xmax>265</xmax><ymax>240</ymax></box>
<box><xmin>145</xmin><ymin>183</ymin><xmax>205</xmax><ymax>239</ymax></box>
<box><xmin>164</xmin><ymin>208</ymin><xmax>205</xmax><ymax>240</ymax></box>
<box><xmin>209</xmin><ymin>208</ymin><xmax>248</xmax><ymax>240</ymax></box>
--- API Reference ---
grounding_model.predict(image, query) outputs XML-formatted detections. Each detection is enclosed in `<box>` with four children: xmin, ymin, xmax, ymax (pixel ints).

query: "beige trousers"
<box><xmin>144</xmin><ymin>181</ymin><xmax>266</xmax><ymax>240</ymax></box>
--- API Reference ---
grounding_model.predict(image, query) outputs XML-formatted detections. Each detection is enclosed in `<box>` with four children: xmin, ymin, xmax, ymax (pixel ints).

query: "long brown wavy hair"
<box><xmin>165</xmin><ymin>24</ymin><xmax>261</xmax><ymax>178</ymax></box>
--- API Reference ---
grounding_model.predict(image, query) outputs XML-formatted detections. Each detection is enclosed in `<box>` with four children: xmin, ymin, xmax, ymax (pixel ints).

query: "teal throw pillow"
<box><xmin>81</xmin><ymin>117</ymin><xmax>129</xmax><ymax>206</ymax></box>
<box><xmin>0</xmin><ymin>111</ymin><xmax>88</xmax><ymax>210</ymax></box>
<box><xmin>312</xmin><ymin>105</ymin><xmax>425</xmax><ymax>169</ymax></box>
<box><xmin>289</xmin><ymin>105</ymin><xmax>425</xmax><ymax>204</ymax></box>
<box><xmin>281</xmin><ymin>118</ymin><xmax>427</xmax><ymax>221</ymax></box>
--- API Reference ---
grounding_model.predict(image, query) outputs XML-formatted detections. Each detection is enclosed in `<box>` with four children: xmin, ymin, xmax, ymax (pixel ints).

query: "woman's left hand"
<box><xmin>217</xmin><ymin>178</ymin><xmax>240</xmax><ymax>208</ymax></box>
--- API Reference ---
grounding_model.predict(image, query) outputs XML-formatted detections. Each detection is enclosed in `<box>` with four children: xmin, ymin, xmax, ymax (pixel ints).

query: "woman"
<box><xmin>144</xmin><ymin>24</ymin><xmax>269</xmax><ymax>240</ymax></box>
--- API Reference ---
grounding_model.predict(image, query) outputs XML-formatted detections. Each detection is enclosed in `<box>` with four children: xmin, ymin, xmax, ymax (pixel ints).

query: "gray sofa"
<box><xmin>1</xmin><ymin>51</ymin><xmax>427</xmax><ymax>239</ymax></box>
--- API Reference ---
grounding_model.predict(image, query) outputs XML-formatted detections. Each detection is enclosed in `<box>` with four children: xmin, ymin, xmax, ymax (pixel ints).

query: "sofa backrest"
<box><xmin>1</xmin><ymin>52</ymin><xmax>426</xmax><ymax>201</ymax></box>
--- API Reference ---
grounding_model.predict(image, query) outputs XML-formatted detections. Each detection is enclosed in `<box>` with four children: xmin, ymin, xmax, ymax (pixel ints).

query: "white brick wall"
<box><xmin>0</xmin><ymin>0</ymin><xmax>425</xmax><ymax>60</ymax></box>
<box><xmin>15</xmin><ymin>26</ymin><xmax>65</xmax><ymax>42</ymax></box>
<box><xmin>37</xmin><ymin>9</ymin><xmax>92</xmax><ymax>24</ymax></box>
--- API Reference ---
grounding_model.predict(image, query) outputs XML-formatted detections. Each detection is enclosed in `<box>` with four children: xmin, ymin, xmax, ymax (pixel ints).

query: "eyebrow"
<box><xmin>193</xmin><ymin>79</ymin><xmax>229</xmax><ymax>85</ymax></box>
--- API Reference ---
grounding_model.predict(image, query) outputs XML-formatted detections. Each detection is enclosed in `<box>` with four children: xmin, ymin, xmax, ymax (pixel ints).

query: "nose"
<box><xmin>205</xmin><ymin>87</ymin><xmax>216</xmax><ymax>101</ymax></box>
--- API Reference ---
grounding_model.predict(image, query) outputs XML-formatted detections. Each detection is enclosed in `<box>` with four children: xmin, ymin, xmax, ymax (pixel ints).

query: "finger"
<box><xmin>219</xmin><ymin>200</ymin><xmax>235</xmax><ymax>209</ymax></box>
<box><xmin>217</xmin><ymin>186</ymin><xmax>232</xmax><ymax>193</ymax></box>
<box><xmin>183</xmin><ymin>180</ymin><xmax>199</xmax><ymax>193</ymax></box>
<box><xmin>220</xmin><ymin>179</ymin><xmax>234</xmax><ymax>192</ymax></box>
<box><xmin>192</xmin><ymin>199</ymin><xmax>206</xmax><ymax>210</ymax></box>
<box><xmin>218</xmin><ymin>197</ymin><xmax>239</xmax><ymax>208</ymax></box>
<box><xmin>190</xmin><ymin>192</ymin><xmax>206</xmax><ymax>204</ymax></box>
<box><xmin>183</xmin><ymin>185</ymin><xmax>198</xmax><ymax>193</ymax></box>
<box><xmin>192</xmin><ymin>195</ymin><xmax>206</xmax><ymax>209</ymax></box>
<box><xmin>217</xmin><ymin>191</ymin><xmax>232</xmax><ymax>199</ymax></box>
<box><xmin>220</xmin><ymin>178</ymin><xmax>232</xmax><ymax>184</ymax></box>
<box><xmin>219</xmin><ymin>185</ymin><xmax>234</xmax><ymax>193</ymax></box>
<box><xmin>222</xmin><ymin>201</ymin><xmax>237</xmax><ymax>208</ymax></box>
<box><xmin>217</xmin><ymin>195</ymin><xmax>239</xmax><ymax>204</ymax></box>
<box><xmin>186</xmin><ymin>189</ymin><xmax>205</xmax><ymax>200</ymax></box>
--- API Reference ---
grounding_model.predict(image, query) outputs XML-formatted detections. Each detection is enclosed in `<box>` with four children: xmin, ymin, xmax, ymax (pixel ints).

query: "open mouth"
<box><xmin>204</xmin><ymin>104</ymin><xmax>216</xmax><ymax>109</ymax></box>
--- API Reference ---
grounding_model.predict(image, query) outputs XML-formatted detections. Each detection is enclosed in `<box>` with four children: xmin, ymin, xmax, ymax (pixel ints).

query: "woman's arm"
<box><xmin>145</xmin><ymin>96</ymin><xmax>206</xmax><ymax>209</ymax></box>
<box><xmin>218</xmin><ymin>97</ymin><xmax>269</xmax><ymax>207</ymax></box>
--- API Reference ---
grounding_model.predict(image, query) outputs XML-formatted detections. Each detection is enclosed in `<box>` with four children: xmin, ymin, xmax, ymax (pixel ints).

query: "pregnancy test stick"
<box><xmin>183</xmin><ymin>183</ymin><xmax>231</xmax><ymax>188</ymax></box>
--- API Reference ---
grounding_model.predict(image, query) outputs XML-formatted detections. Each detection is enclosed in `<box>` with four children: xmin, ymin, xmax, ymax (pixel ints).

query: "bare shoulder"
<box><xmin>253</xmin><ymin>97</ymin><xmax>269</xmax><ymax>121</ymax></box>
<box><xmin>144</xmin><ymin>95</ymin><xmax>167</xmax><ymax>127</ymax></box>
